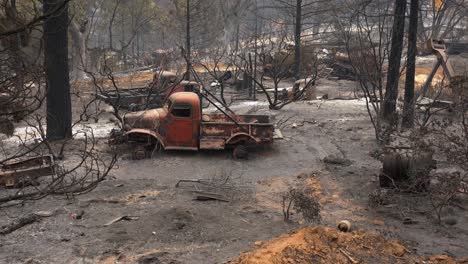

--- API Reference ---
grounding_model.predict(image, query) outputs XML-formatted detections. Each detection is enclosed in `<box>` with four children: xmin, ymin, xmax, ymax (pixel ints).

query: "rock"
<box><xmin>292</xmin><ymin>123</ymin><xmax>298</xmax><ymax>129</ymax></box>
<box><xmin>138</xmin><ymin>253</ymin><xmax>163</xmax><ymax>264</ymax></box>
<box><xmin>174</xmin><ymin>222</ymin><xmax>185</xmax><ymax>230</ymax></box>
<box><xmin>323</xmin><ymin>155</ymin><xmax>352</xmax><ymax>166</ymax></box>
<box><xmin>254</xmin><ymin>241</ymin><xmax>263</xmax><ymax>247</ymax></box>
<box><xmin>137</xmin><ymin>252</ymin><xmax>177</xmax><ymax>264</ymax></box>
<box><xmin>34</xmin><ymin>211</ymin><xmax>54</xmax><ymax>217</ymax></box>
<box><xmin>443</xmin><ymin>218</ymin><xmax>458</xmax><ymax>226</ymax></box>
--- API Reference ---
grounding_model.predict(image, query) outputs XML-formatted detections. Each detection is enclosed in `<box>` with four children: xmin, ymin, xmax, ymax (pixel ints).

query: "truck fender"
<box><xmin>125</xmin><ymin>128</ymin><xmax>165</xmax><ymax>149</ymax></box>
<box><xmin>226</xmin><ymin>133</ymin><xmax>259</xmax><ymax>146</ymax></box>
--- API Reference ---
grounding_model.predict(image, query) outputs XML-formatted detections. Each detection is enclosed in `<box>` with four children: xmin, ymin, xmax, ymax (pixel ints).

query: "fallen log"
<box><xmin>0</xmin><ymin>214</ymin><xmax>39</xmax><ymax>235</ymax></box>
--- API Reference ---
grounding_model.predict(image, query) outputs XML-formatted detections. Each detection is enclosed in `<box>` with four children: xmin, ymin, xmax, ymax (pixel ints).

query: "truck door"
<box><xmin>164</xmin><ymin>103</ymin><xmax>197</xmax><ymax>149</ymax></box>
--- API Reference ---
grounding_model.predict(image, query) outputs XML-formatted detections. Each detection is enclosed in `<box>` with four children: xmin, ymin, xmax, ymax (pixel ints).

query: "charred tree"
<box><xmin>293</xmin><ymin>0</ymin><xmax>302</xmax><ymax>82</ymax></box>
<box><xmin>44</xmin><ymin>0</ymin><xmax>72</xmax><ymax>140</ymax></box>
<box><xmin>5</xmin><ymin>0</ymin><xmax>23</xmax><ymax>95</ymax></box>
<box><xmin>403</xmin><ymin>0</ymin><xmax>419</xmax><ymax>128</ymax></box>
<box><xmin>383</xmin><ymin>0</ymin><xmax>406</xmax><ymax>121</ymax></box>
<box><xmin>185</xmin><ymin>0</ymin><xmax>191</xmax><ymax>80</ymax></box>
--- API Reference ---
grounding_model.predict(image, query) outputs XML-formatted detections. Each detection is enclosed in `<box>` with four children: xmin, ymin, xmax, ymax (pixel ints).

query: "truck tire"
<box><xmin>132</xmin><ymin>146</ymin><xmax>147</xmax><ymax>160</ymax></box>
<box><xmin>132</xmin><ymin>142</ymin><xmax>163</xmax><ymax>160</ymax></box>
<box><xmin>233</xmin><ymin>145</ymin><xmax>248</xmax><ymax>160</ymax></box>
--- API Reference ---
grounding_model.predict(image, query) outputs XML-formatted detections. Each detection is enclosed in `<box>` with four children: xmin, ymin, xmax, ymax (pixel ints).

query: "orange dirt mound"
<box><xmin>228</xmin><ymin>226</ymin><xmax>467</xmax><ymax>264</ymax></box>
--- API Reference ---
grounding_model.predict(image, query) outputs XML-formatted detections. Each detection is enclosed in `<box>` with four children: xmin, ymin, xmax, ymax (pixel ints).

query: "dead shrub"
<box><xmin>429</xmin><ymin>171</ymin><xmax>466</xmax><ymax>225</ymax></box>
<box><xmin>282</xmin><ymin>187</ymin><xmax>321</xmax><ymax>223</ymax></box>
<box><xmin>368</xmin><ymin>189</ymin><xmax>395</xmax><ymax>208</ymax></box>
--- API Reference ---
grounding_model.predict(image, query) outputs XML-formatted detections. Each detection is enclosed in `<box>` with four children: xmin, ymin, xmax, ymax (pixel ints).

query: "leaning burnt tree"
<box><xmin>44</xmin><ymin>0</ymin><xmax>72</xmax><ymax>140</ymax></box>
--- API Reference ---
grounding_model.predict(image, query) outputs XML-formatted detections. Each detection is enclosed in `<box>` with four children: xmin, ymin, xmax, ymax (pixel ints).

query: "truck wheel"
<box><xmin>133</xmin><ymin>146</ymin><xmax>147</xmax><ymax>160</ymax></box>
<box><xmin>233</xmin><ymin>145</ymin><xmax>248</xmax><ymax>160</ymax></box>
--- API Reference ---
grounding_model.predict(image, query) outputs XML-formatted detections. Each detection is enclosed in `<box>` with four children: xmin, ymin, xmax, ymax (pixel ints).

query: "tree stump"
<box><xmin>380</xmin><ymin>150</ymin><xmax>435</xmax><ymax>191</ymax></box>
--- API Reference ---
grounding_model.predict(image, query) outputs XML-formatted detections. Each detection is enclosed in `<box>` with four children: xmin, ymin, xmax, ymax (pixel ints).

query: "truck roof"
<box><xmin>169</xmin><ymin>92</ymin><xmax>199</xmax><ymax>105</ymax></box>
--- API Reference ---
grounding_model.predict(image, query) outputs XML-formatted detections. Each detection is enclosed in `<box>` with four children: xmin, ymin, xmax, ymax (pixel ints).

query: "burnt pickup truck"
<box><xmin>110</xmin><ymin>92</ymin><xmax>274</xmax><ymax>159</ymax></box>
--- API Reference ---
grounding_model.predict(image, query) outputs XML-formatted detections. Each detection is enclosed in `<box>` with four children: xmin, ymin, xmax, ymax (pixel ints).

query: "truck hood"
<box><xmin>123</xmin><ymin>108</ymin><xmax>167</xmax><ymax>131</ymax></box>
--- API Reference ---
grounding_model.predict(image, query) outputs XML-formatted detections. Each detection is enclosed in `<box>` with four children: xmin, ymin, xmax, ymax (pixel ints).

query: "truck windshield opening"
<box><xmin>171</xmin><ymin>107</ymin><xmax>191</xmax><ymax>118</ymax></box>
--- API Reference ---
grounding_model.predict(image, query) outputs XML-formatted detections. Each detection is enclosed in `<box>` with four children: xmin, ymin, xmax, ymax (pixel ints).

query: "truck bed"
<box><xmin>96</xmin><ymin>87</ymin><xmax>164</xmax><ymax>111</ymax></box>
<box><xmin>199</xmin><ymin>114</ymin><xmax>274</xmax><ymax>149</ymax></box>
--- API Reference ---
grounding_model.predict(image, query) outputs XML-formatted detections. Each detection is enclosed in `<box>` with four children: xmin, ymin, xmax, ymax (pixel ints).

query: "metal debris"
<box><xmin>0</xmin><ymin>155</ymin><xmax>55</xmax><ymax>187</ymax></box>
<box><xmin>104</xmin><ymin>215</ymin><xmax>140</xmax><ymax>226</ymax></box>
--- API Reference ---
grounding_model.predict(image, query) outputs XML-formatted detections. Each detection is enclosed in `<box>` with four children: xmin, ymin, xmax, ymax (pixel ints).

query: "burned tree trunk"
<box><xmin>5</xmin><ymin>0</ymin><xmax>24</xmax><ymax>98</ymax></box>
<box><xmin>185</xmin><ymin>0</ymin><xmax>191</xmax><ymax>80</ymax></box>
<box><xmin>383</xmin><ymin>0</ymin><xmax>406</xmax><ymax>121</ymax></box>
<box><xmin>403</xmin><ymin>0</ymin><xmax>419</xmax><ymax>128</ymax></box>
<box><xmin>293</xmin><ymin>0</ymin><xmax>302</xmax><ymax>82</ymax></box>
<box><xmin>44</xmin><ymin>0</ymin><xmax>72</xmax><ymax>140</ymax></box>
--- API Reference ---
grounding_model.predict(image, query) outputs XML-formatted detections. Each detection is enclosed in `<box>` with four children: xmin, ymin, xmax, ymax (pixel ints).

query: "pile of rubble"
<box><xmin>228</xmin><ymin>226</ymin><xmax>467</xmax><ymax>264</ymax></box>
